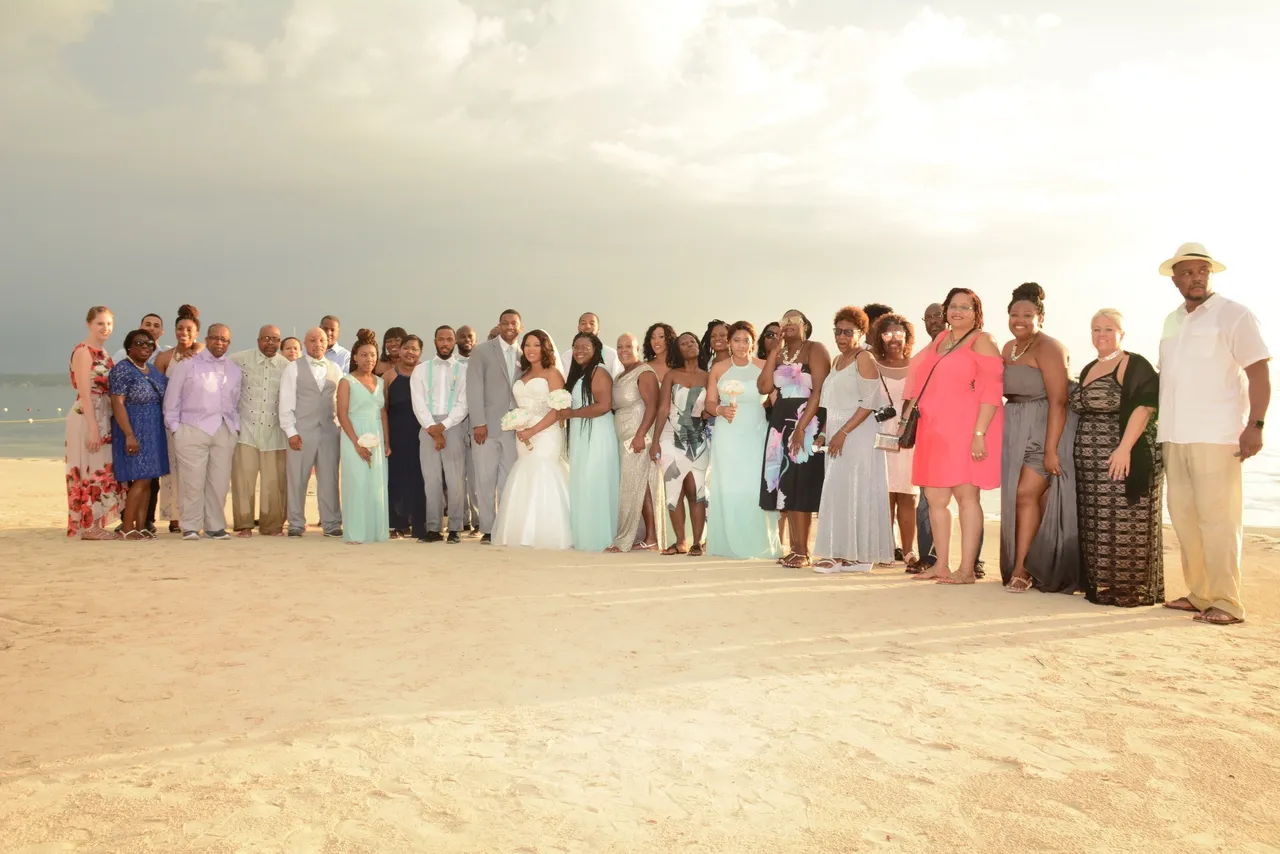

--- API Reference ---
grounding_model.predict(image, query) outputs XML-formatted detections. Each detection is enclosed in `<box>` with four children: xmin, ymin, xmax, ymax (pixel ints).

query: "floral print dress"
<box><xmin>65</xmin><ymin>344</ymin><xmax>124</xmax><ymax>535</ymax></box>
<box><xmin>759</xmin><ymin>361</ymin><xmax>825</xmax><ymax>512</ymax></box>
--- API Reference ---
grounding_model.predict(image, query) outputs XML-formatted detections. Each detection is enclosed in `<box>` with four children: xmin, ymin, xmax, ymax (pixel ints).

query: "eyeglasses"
<box><xmin>131</xmin><ymin>340</ymin><xmax>156</xmax><ymax>349</ymax></box>
<box><xmin>833</xmin><ymin>328</ymin><xmax>858</xmax><ymax>338</ymax></box>
<box><xmin>259</xmin><ymin>336</ymin><xmax>281</xmax><ymax>343</ymax></box>
<box><xmin>881</xmin><ymin>330</ymin><xmax>906</xmax><ymax>340</ymax></box>
<box><xmin>948</xmin><ymin>305</ymin><xmax>975</xmax><ymax>314</ymax></box>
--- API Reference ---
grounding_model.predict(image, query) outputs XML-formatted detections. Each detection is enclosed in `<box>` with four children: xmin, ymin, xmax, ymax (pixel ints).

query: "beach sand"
<box><xmin>1</xmin><ymin>458</ymin><xmax>1278</xmax><ymax>853</ymax></box>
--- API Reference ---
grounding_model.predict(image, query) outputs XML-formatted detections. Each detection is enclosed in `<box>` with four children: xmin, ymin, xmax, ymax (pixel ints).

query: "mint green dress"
<box><xmin>569</xmin><ymin>372</ymin><xmax>621</xmax><ymax>551</ymax></box>
<box><xmin>339</xmin><ymin>375</ymin><xmax>389</xmax><ymax>544</ymax></box>
<box><xmin>706</xmin><ymin>361</ymin><xmax>781</xmax><ymax>559</ymax></box>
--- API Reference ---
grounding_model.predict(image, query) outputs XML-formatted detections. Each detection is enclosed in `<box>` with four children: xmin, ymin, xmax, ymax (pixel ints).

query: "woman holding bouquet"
<box><xmin>704</xmin><ymin>321</ymin><xmax>780</xmax><ymax>559</ymax></box>
<box><xmin>759</xmin><ymin>309</ymin><xmax>830</xmax><ymax>568</ymax></box>
<box><xmin>493</xmin><ymin>330</ymin><xmax>573</xmax><ymax>549</ymax></box>
<box><xmin>338</xmin><ymin>329</ymin><xmax>390</xmax><ymax>544</ymax></box>
<box><xmin>562</xmin><ymin>332</ymin><xmax>620</xmax><ymax>551</ymax></box>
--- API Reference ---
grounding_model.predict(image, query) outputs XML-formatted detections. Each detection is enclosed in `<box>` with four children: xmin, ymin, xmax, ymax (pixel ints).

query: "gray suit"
<box><xmin>283</xmin><ymin>359</ymin><xmax>343</xmax><ymax>535</ymax></box>
<box><xmin>465</xmin><ymin>336</ymin><xmax>522</xmax><ymax>534</ymax></box>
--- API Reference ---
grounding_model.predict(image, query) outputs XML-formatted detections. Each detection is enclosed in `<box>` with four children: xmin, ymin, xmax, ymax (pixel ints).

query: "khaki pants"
<box><xmin>231</xmin><ymin>445</ymin><xmax>287</xmax><ymax>534</ymax></box>
<box><xmin>1164</xmin><ymin>442</ymin><xmax>1244</xmax><ymax>619</ymax></box>
<box><xmin>175</xmin><ymin>422</ymin><xmax>237</xmax><ymax>535</ymax></box>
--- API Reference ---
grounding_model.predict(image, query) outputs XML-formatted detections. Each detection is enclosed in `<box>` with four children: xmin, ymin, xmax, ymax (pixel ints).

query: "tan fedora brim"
<box><xmin>1159</xmin><ymin>253</ymin><xmax>1227</xmax><ymax>276</ymax></box>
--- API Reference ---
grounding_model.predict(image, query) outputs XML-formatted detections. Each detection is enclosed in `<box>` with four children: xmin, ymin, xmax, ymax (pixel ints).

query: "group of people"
<box><xmin>64</xmin><ymin>242</ymin><xmax>1269</xmax><ymax>625</ymax></box>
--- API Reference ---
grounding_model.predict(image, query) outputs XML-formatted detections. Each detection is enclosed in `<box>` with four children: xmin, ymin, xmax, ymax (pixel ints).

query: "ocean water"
<box><xmin>5</xmin><ymin>376</ymin><xmax>1279</xmax><ymax>528</ymax></box>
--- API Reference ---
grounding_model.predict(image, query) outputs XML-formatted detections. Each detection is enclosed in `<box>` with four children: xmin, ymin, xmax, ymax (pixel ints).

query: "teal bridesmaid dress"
<box><xmin>339</xmin><ymin>375</ymin><xmax>390</xmax><ymax>544</ymax></box>
<box><xmin>706</xmin><ymin>361</ymin><xmax>781</xmax><ymax>559</ymax></box>
<box><xmin>569</xmin><ymin>373</ymin><xmax>621</xmax><ymax>551</ymax></box>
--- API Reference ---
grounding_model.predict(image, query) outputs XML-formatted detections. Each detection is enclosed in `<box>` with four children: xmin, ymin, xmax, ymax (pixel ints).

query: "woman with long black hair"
<box><xmin>561</xmin><ymin>332</ymin><xmax>620</xmax><ymax>551</ymax></box>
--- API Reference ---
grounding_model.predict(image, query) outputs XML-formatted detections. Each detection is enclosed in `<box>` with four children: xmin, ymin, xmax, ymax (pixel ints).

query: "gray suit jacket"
<box><xmin>465</xmin><ymin>337</ymin><xmax>522</xmax><ymax>430</ymax></box>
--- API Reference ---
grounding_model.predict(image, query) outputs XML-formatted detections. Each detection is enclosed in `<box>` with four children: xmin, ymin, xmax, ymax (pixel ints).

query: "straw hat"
<box><xmin>1158</xmin><ymin>242</ymin><xmax>1226</xmax><ymax>276</ymax></box>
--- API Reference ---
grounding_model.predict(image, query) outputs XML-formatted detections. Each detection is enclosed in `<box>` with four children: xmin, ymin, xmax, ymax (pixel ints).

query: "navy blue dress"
<box><xmin>109</xmin><ymin>361</ymin><xmax>170</xmax><ymax>482</ymax></box>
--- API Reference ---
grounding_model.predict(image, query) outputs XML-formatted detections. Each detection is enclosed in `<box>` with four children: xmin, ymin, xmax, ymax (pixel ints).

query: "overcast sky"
<box><xmin>2</xmin><ymin>0</ymin><xmax>1276</xmax><ymax>371</ymax></box>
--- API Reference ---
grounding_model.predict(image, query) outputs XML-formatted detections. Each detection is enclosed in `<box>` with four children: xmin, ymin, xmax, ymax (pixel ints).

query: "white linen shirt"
<box><xmin>410</xmin><ymin>357</ymin><xmax>469</xmax><ymax>431</ymax></box>
<box><xmin>1157</xmin><ymin>293</ymin><xmax>1270</xmax><ymax>445</ymax></box>
<box><xmin>278</xmin><ymin>356</ymin><xmax>330</xmax><ymax>439</ymax></box>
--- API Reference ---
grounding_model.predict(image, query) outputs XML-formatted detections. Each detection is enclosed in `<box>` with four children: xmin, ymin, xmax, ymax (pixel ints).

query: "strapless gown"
<box><xmin>493</xmin><ymin>377</ymin><xmax>573</xmax><ymax>550</ymax></box>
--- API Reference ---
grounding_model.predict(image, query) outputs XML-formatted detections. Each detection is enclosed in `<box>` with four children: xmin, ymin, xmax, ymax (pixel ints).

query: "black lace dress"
<box><xmin>385</xmin><ymin>371</ymin><xmax>425</xmax><ymax>538</ymax></box>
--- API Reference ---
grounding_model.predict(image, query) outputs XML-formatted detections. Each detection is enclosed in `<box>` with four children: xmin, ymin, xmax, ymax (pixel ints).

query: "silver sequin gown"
<box><xmin>611</xmin><ymin>364</ymin><xmax>666</xmax><ymax>551</ymax></box>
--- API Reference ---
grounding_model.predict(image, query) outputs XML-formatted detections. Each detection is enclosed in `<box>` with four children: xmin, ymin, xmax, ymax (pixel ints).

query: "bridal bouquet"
<box><xmin>501</xmin><ymin>408</ymin><xmax>536</xmax><ymax>431</ymax></box>
<box><xmin>547</xmin><ymin>389</ymin><xmax>573</xmax><ymax>411</ymax></box>
<box><xmin>356</xmin><ymin>433</ymin><xmax>380</xmax><ymax>449</ymax></box>
<box><xmin>720</xmin><ymin>379</ymin><xmax>745</xmax><ymax>404</ymax></box>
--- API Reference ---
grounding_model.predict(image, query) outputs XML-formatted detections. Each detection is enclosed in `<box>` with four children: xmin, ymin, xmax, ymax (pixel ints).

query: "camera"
<box><xmin>872</xmin><ymin>405</ymin><xmax>897</xmax><ymax>423</ymax></box>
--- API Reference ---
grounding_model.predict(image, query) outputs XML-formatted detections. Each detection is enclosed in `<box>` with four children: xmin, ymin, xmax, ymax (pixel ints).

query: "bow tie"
<box><xmin>310</xmin><ymin>359</ymin><xmax>326</xmax><ymax>367</ymax></box>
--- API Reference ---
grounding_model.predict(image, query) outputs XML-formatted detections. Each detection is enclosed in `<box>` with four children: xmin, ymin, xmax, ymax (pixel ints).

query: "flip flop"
<box><xmin>662</xmin><ymin>545</ymin><xmax>687</xmax><ymax>556</ymax></box>
<box><xmin>1192</xmin><ymin>607</ymin><xmax>1243</xmax><ymax>626</ymax></box>
<box><xmin>1007</xmin><ymin>576</ymin><xmax>1033</xmax><ymax>593</ymax></box>
<box><xmin>1162</xmin><ymin>598</ymin><xmax>1201</xmax><ymax>613</ymax></box>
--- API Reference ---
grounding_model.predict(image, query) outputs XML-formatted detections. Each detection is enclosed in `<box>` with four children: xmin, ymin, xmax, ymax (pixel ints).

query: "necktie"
<box><xmin>505</xmin><ymin>345</ymin><xmax>515</xmax><ymax>379</ymax></box>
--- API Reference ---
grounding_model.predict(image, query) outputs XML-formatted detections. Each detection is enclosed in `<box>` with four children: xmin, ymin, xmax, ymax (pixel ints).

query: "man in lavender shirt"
<box><xmin>163</xmin><ymin>323</ymin><xmax>243</xmax><ymax>540</ymax></box>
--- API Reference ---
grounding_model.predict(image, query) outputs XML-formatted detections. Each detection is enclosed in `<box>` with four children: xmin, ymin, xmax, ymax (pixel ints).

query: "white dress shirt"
<box><xmin>499</xmin><ymin>338</ymin><xmax>519</xmax><ymax>381</ymax></box>
<box><xmin>601</xmin><ymin>344</ymin><xmax>623</xmax><ymax>379</ymax></box>
<box><xmin>410</xmin><ymin>357</ymin><xmax>469</xmax><ymax>431</ymax></box>
<box><xmin>1157</xmin><ymin>293</ymin><xmax>1270</xmax><ymax>445</ymax></box>
<box><xmin>279</xmin><ymin>356</ymin><xmax>329</xmax><ymax>439</ymax></box>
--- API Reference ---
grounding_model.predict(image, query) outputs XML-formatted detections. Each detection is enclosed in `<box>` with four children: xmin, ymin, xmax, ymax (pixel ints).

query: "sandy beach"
<box><xmin>1</xmin><ymin>458</ymin><xmax>1278</xmax><ymax>853</ymax></box>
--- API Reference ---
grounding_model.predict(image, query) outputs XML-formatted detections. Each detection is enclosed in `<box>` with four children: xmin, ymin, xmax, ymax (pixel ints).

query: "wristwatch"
<box><xmin>1254</xmin><ymin>420</ymin><xmax>1265</xmax><ymax>429</ymax></box>
<box><xmin>974</xmin><ymin>430</ymin><xmax>985</xmax><ymax>437</ymax></box>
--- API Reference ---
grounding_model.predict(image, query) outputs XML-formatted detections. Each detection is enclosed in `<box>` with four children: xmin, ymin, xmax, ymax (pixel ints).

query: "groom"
<box><xmin>467</xmin><ymin>309</ymin><xmax>523</xmax><ymax>544</ymax></box>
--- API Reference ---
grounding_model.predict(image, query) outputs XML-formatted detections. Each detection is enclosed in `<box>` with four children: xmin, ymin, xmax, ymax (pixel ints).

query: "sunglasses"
<box><xmin>131</xmin><ymin>340</ymin><xmax>156</xmax><ymax>349</ymax></box>
<box><xmin>881</xmin><ymin>330</ymin><xmax>906</xmax><ymax>340</ymax></box>
<box><xmin>833</xmin><ymin>328</ymin><xmax>858</xmax><ymax>338</ymax></box>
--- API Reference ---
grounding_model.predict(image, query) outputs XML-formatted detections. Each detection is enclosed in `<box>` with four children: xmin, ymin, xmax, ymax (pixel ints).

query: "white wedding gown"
<box><xmin>492</xmin><ymin>377</ymin><xmax>573</xmax><ymax>549</ymax></box>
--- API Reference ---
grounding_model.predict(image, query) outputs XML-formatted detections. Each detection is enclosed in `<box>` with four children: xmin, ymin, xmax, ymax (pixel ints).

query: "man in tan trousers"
<box><xmin>1157</xmin><ymin>242</ymin><xmax>1270</xmax><ymax>625</ymax></box>
<box><xmin>229</xmin><ymin>325</ymin><xmax>289</xmax><ymax>536</ymax></box>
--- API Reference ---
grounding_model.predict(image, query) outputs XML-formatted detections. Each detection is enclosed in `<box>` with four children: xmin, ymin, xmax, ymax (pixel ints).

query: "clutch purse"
<box><xmin>875</xmin><ymin>432</ymin><xmax>900</xmax><ymax>452</ymax></box>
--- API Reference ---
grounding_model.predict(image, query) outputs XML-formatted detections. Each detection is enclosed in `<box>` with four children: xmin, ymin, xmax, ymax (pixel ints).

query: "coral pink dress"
<box><xmin>905</xmin><ymin>336</ymin><xmax>1004</xmax><ymax>490</ymax></box>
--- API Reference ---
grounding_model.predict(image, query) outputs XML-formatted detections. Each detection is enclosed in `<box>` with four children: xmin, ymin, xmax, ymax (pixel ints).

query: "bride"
<box><xmin>492</xmin><ymin>329</ymin><xmax>573</xmax><ymax>549</ymax></box>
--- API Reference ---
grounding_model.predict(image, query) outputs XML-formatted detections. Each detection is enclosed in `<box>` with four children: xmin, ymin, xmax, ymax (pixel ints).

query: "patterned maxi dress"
<box><xmin>659</xmin><ymin>383</ymin><xmax>709</xmax><ymax>508</ymax></box>
<box><xmin>1069</xmin><ymin>360</ymin><xmax>1164</xmax><ymax>606</ymax></box>
<box><xmin>65</xmin><ymin>344</ymin><xmax>124</xmax><ymax>535</ymax></box>
<box><xmin>759</xmin><ymin>362</ymin><xmax>825</xmax><ymax>512</ymax></box>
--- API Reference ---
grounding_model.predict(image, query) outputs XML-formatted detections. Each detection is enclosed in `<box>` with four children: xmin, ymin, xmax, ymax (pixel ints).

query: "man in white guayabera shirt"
<box><xmin>1157</xmin><ymin>242</ymin><xmax>1270</xmax><ymax>626</ymax></box>
<box><xmin>279</xmin><ymin>327</ymin><xmax>344</xmax><ymax>538</ymax></box>
<box><xmin>411</xmin><ymin>325</ymin><xmax>470</xmax><ymax>544</ymax></box>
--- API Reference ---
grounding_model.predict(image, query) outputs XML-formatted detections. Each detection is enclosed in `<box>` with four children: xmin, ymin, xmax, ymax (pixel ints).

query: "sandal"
<box><xmin>122</xmin><ymin>529</ymin><xmax>149</xmax><ymax>541</ymax></box>
<box><xmin>782</xmin><ymin>553</ymin><xmax>811</xmax><ymax>569</ymax></box>
<box><xmin>604</xmin><ymin>545</ymin><xmax>622</xmax><ymax>554</ymax></box>
<box><xmin>662</xmin><ymin>545</ymin><xmax>687</xmax><ymax>556</ymax></box>
<box><xmin>1007</xmin><ymin>576</ymin><xmax>1033</xmax><ymax>593</ymax></box>
<box><xmin>635</xmin><ymin>542</ymin><xmax>658</xmax><ymax>551</ymax></box>
<box><xmin>777</xmin><ymin>552</ymin><xmax>797</xmax><ymax>566</ymax></box>
<box><xmin>1192</xmin><ymin>607</ymin><xmax>1243</xmax><ymax>626</ymax></box>
<box><xmin>168</xmin><ymin>521</ymin><xmax>181</xmax><ymax>534</ymax></box>
<box><xmin>1162</xmin><ymin>597</ymin><xmax>1201</xmax><ymax>613</ymax></box>
<box><xmin>689</xmin><ymin>544</ymin><xmax>704</xmax><ymax>557</ymax></box>
<box><xmin>80</xmin><ymin>527</ymin><xmax>122</xmax><ymax>541</ymax></box>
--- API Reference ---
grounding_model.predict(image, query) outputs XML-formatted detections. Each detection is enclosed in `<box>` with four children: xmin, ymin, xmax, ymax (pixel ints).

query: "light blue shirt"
<box><xmin>326</xmin><ymin>344</ymin><xmax>351</xmax><ymax>373</ymax></box>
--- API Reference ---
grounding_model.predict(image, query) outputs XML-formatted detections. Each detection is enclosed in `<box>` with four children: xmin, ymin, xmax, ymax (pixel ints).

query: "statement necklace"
<box><xmin>1097</xmin><ymin>349</ymin><xmax>1123</xmax><ymax>363</ymax></box>
<box><xmin>779</xmin><ymin>340</ymin><xmax>802</xmax><ymax>365</ymax></box>
<box><xmin>1010</xmin><ymin>334</ymin><xmax>1039</xmax><ymax>362</ymax></box>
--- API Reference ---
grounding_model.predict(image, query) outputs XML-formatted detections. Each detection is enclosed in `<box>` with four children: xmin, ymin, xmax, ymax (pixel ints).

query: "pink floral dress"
<box><xmin>65</xmin><ymin>343</ymin><xmax>124</xmax><ymax>535</ymax></box>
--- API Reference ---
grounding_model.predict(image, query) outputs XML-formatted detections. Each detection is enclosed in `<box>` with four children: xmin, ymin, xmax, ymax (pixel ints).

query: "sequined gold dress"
<box><xmin>611</xmin><ymin>364</ymin><xmax>666</xmax><ymax>551</ymax></box>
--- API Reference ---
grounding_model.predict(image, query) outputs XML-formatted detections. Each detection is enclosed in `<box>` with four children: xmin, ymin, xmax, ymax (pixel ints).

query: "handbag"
<box><xmin>897</xmin><ymin>330</ymin><xmax>974</xmax><ymax>450</ymax></box>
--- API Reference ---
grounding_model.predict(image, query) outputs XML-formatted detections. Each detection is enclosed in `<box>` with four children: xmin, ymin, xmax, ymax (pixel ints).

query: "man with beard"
<box><xmin>229</xmin><ymin>325</ymin><xmax>289</xmax><ymax>536</ymax></box>
<box><xmin>467</xmin><ymin>310</ymin><xmax>523</xmax><ymax>543</ymax></box>
<box><xmin>411</xmin><ymin>325</ymin><xmax>470</xmax><ymax>543</ymax></box>
<box><xmin>578</xmin><ymin>312</ymin><xmax>623</xmax><ymax>378</ymax></box>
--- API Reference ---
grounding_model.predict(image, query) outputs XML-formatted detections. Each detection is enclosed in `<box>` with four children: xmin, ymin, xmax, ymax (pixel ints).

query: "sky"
<box><xmin>2</xmin><ymin>0</ymin><xmax>1277</xmax><ymax>371</ymax></box>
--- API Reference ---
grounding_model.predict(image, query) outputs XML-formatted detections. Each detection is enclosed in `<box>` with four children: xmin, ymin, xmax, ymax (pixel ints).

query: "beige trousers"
<box><xmin>231</xmin><ymin>445</ymin><xmax>287</xmax><ymax>534</ymax></box>
<box><xmin>175</xmin><ymin>422</ymin><xmax>236</xmax><ymax>535</ymax></box>
<box><xmin>1163</xmin><ymin>442</ymin><xmax>1245</xmax><ymax>619</ymax></box>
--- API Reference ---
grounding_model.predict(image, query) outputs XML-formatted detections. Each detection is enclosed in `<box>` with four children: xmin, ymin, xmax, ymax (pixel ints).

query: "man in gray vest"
<box><xmin>279</xmin><ymin>327</ymin><xmax>343</xmax><ymax>537</ymax></box>
<box><xmin>411</xmin><ymin>325</ymin><xmax>470</xmax><ymax>544</ymax></box>
<box><xmin>466</xmin><ymin>309</ymin><xmax>523</xmax><ymax>544</ymax></box>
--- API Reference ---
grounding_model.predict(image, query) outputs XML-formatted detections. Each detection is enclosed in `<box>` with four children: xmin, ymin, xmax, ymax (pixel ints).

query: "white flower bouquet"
<box><xmin>501</xmin><ymin>408</ymin><xmax>536</xmax><ymax>431</ymax></box>
<box><xmin>720</xmin><ymin>379</ymin><xmax>745</xmax><ymax>404</ymax></box>
<box><xmin>547</xmin><ymin>389</ymin><xmax>572</xmax><ymax>410</ymax></box>
<box><xmin>356</xmin><ymin>433</ymin><xmax>380</xmax><ymax>449</ymax></box>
